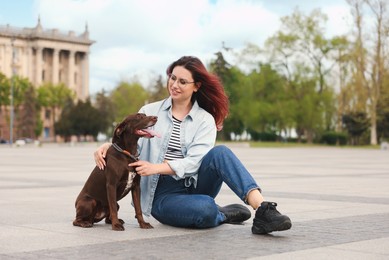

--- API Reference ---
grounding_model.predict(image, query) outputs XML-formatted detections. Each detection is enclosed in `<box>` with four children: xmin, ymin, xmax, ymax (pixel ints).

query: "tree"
<box><xmin>71</xmin><ymin>99</ymin><xmax>102</xmax><ymax>140</ymax></box>
<box><xmin>55</xmin><ymin>98</ymin><xmax>103</xmax><ymax>141</ymax></box>
<box><xmin>330</xmin><ymin>35</ymin><xmax>353</xmax><ymax>133</ymax></box>
<box><xmin>264</xmin><ymin>8</ymin><xmax>338</xmax><ymax>142</ymax></box>
<box><xmin>347</xmin><ymin>0</ymin><xmax>389</xmax><ymax>145</ymax></box>
<box><xmin>221</xmin><ymin>66</ymin><xmax>246</xmax><ymax>140</ymax></box>
<box><xmin>238</xmin><ymin>64</ymin><xmax>290</xmax><ymax>138</ymax></box>
<box><xmin>18</xmin><ymin>84</ymin><xmax>40</xmax><ymax>138</ymax></box>
<box><xmin>0</xmin><ymin>72</ymin><xmax>10</xmax><ymax>112</ymax></box>
<box><xmin>342</xmin><ymin>111</ymin><xmax>369</xmax><ymax>145</ymax></box>
<box><xmin>110</xmin><ymin>81</ymin><xmax>149</xmax><ymax>124</ymax></box>
<box><xmin>54</xmin><ymin>97</ymin><xmax>75</xmax><ymax>142</ymax></box>
<box><xmin>377</xmin><ymin>74</ymin><xmax>389</xmax><ymax>140</ymax></box>
<box><xmin>12</xmin><ymin>76</ymin><xmax>33</xmax><ymax>137</ymax></box>
<box><xmin>209</xmin><ymin>51</ymin><xmax>236</xmax><ymax>140</ymax></box>
<box><xmin>276</xmin><ymin>8</ymin><xmax>337</xmax><ymax>94</ymax></box>
<box><xmin>289</xmin><ymin>64</ymin><xmax>327</xmax><ymax>143</ymax></box>
<box><xmin>94</xmin><ymin>89</ymin><xmax>115</xmax><ymax>137</ymax></box>
<box><xmin>37</xmin><ymin>82</ymin><xmax>75</xmax><ymax>138</ymax></box>
<box><xmin>148</xmin><ymin>75</ymin><xmax>168</xmax><ymax>103</ymax></box>
<box><xmin>0</xmin><ymin>73</ymin><xmax>11</xmax><ymax>134</ymax></box>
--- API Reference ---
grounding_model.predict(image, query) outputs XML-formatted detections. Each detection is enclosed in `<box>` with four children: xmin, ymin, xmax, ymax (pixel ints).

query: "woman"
<box><xmin>95</xmin><ymin>56</ymin><xmax>291</xmax><ymax>234</ymax></box>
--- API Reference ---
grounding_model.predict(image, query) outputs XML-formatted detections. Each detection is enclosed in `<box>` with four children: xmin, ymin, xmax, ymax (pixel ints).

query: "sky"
<box><xmin>0</xmin><ymin>0</ymin><xmax>352</xmax><ymax>95</ymax></box>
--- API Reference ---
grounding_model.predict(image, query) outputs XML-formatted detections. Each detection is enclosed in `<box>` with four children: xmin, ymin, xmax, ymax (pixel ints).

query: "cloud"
<box><xmin>33</xmin><ymin>0</ymin><xmax>350</xmax><ymax>94</ymax></box>
<box><xmin>322</xmin><ymin>4</ymin><xmax>352</xmax><ymax>37</ymax></box>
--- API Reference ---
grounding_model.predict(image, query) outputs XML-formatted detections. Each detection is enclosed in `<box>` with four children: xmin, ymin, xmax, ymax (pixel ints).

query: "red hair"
<box><xmin>166</xmin><ymin>56</ymin><xmax>229</xmax><ymax>131</ymax></box>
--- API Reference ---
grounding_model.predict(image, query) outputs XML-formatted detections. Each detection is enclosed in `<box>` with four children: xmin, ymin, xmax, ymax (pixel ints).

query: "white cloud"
<box><xmin>32</xmin><ymin>0</ymin><xmax>351</xmax><ymax>95</ymax></box>
<box><xmin>322</xmin><ymin>4</ymin><xmax>352</xmax><ymax>37</ymax></box>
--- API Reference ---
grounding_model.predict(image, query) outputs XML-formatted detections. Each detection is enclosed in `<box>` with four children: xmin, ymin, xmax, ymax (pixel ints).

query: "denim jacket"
<box><xmin>137</xmin><ymin>97</ymin><xmax>217</xmax><ymax>216</ymax></box>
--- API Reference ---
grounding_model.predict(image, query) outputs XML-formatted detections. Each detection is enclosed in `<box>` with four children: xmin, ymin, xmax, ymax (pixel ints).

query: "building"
<box><xmin>0</xmin><ymin>18</ymin><xmax>95</xmax><ymax>142</ymax></box>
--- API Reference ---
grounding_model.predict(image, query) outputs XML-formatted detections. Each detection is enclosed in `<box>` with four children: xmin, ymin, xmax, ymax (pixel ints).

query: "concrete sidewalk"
<box><xmin>0</xmin><ymin>143</ymin><xmax>388</xmax><ymax>259</ymax></box>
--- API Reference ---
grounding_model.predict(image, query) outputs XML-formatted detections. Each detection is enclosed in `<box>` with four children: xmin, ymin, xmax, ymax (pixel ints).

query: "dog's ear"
<box><xmin>114</xmin><ymin>120</ymin><xmax>127</xmax><ymax>137</ymax></box>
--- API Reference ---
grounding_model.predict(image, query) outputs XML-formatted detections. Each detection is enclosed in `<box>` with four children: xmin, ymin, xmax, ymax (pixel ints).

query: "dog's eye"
<box><xmin>136</xmin><ymin>113</ymin><xmax>145</xmax><ymax>119</ymax></box>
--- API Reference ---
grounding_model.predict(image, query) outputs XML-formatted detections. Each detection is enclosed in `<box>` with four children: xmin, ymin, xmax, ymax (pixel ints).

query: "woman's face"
<box><xmin>168</xmin><ymin>66</ymin><xmax>199</xmax><ymax>103</ymax></box>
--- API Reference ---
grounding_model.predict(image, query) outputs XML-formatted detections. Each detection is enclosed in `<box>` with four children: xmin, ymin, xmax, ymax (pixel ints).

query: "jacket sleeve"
<box><xmin>167</xmin><ymin>113</ymin><xmax>217</xmax><ymax>179</ymax></box>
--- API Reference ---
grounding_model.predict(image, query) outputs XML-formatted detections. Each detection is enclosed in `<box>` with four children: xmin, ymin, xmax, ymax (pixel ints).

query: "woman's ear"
<box><xmin>194</xmin><ymin>82</ymin><xmax>201</xmax><ymax>92</ymax></box>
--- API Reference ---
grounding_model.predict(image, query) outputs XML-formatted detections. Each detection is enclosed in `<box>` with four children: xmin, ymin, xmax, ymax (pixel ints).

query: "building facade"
<box><xmin>0</xmin><ymin>19</ymin><xmax>95</xmax><ymax>141</ymax></box>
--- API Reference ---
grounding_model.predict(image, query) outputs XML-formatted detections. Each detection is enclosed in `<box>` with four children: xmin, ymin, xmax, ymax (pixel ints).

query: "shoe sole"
<box><xmin>252</xmin><ymin>219</ymin><xmax>292</xmax><ymax>234</ymax></box>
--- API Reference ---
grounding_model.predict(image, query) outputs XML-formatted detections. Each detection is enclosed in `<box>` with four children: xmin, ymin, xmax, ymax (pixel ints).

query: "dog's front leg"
<box><xmin>132</xmin><ymin>176</ymin><xmax>153</xmax><ymax>229</ymax></box>
<box><xmin>106</xmin><ymin>183</ymin><xmax>124</xmax><ymax>231</ymax></box>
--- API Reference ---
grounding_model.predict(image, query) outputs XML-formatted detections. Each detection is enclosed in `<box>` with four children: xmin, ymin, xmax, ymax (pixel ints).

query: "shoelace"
<box><xmin>263</xmin><ymin>202</ymin><xmax>279</xmax><ymax>216</ymax></box>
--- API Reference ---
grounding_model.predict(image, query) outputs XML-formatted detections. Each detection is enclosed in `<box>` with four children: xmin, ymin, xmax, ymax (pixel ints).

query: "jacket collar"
<box><xmin>162</xmin><ymin>96</ymin><xmax>200</xmax><ymax>120</ymax></box>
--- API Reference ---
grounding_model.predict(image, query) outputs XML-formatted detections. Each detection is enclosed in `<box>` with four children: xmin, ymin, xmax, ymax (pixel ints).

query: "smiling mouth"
<box><xmin>170</xmin><ymin>87</ymin><xmax>180</xmax><ymax>93</ymax></box>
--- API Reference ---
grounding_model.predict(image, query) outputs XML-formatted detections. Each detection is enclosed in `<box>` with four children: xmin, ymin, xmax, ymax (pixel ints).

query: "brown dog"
<box><xmin>73</xmin><ymin>113</ymin><xmax>159</xmax><ymax>231</ymax></box>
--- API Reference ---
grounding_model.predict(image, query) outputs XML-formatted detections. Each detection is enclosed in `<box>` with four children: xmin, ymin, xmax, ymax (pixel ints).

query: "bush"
<box><xmin>250</xmin><ymin>131</ymin><xmax>279</xmax><ymax>141</ymax></box>
<box><xmin>320</xmin><ymin>131</ymin><xmax>348</xmax><ymax>145</ymax></box>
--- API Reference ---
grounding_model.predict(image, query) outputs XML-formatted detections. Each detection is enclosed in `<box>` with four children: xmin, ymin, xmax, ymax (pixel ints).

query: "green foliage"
<box><xmin>13</xmin><ymin>76</ymin><xmax>31</xmax><ymax>107</ymax></box>
<box><xmin>37</xmin><ymin>82</ymin><xmax>76</xmax><ymax>137</ymax></box>
<box><xmin>0</xmin><ymin>72</ymin><xmax>10</xmax><ymax>109</ymax></box>
<box><xmin>37</xmin><ymin>82</ymin><xmax>75</xmax><ymax>108</ymax></box>
<box><xmin>94</xmin><ymin>89</ymin><xmax>115</xmax><ymax>136</ymax></box>
<box><xmin>377</xmin><ymin>111</ymin><xmax>389</xmax><ymax>141</ymax></box>
<box><xmin>54</xmin><ymin>97</ymin><xmax>75</xmax><ymax>141</ymax></box>
<box><xmin>71</xmin><ymin>99</ymin><xmax>102</xmax><ymax>138</ymax></box>
<box><xmin>0</xmin><ymin>74</ymin><xmax>30</xmax><ymax>111</ymax></box>
<box><xmin>342</xmin><ymin>112</ymin><xmax>369</xmax><ymax>145</ymax></box>
<box><xmin>110</xmin><ymin>81</ymin><xmax>149</xmax><ymax>123</ymax></box>
<box><xmin>55</xmin><ymin>98</ymin><xmax>103</xmax><ymax>140</ymax></box>
<box><xmin>148</xmin><ymin>75</ymin><xmax>168</xmax><ymax>103</ymax></box>
<box><xmin>249</xmin><ymin>131</ymin><xmax>279</xmax><ymax>142</ymax></box>
<box><xmin>320</xmin><ymin>131</ymin><xmax>348</xmax><ymax>145</ymax></box>
<box><xmin>18</xmin><ymin>84</ymin><xmax>40</xmax><ymax>138</ymax></box>
<box><xmin>209</xmin><ymin>53</ymin><xmax>244</xmax><ymax>140</ymax></box>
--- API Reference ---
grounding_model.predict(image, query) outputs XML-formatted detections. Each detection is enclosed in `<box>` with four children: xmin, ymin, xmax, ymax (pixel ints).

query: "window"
<box><xmin>45</xmin><ymin>109</ymin><xmax>51</xmax><ymax>120</ymax></box>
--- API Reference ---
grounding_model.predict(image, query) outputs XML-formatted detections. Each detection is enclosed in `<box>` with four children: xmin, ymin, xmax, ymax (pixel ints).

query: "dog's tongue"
<box><xmin>143</xmin><ymin>128</ymin><xmax>161</xmax><ymax>138</ymax></box>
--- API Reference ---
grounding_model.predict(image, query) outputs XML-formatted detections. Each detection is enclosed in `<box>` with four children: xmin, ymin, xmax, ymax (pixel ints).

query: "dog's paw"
<box><xmin>73</xmin><ymin>220</ymin><xmax>93</xmax><ymax>228</ymax></box>
<box><xmin>106</xmin><ymin>218</ymin><xmax>125</xmax><ymax>225</ymax></box>
<box><xmin>112</xmin><ymin>223</ymin><xmax>125</xmax><ymax>231</ymax></box>
<box><xmin>139</xmin><ymin>222</ymin><xmax>154</xmax><ymax>229</ymax></box>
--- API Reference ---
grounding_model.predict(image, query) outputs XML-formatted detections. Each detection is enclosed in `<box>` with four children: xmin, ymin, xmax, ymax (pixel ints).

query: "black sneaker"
<box><xmin>252</xmin><ymin>201</ymin><xmax>292</xmax><ymax>234</ymax></box>
<box><xmin>218</xmin><ymin>204</ymin><xmax>251</xmax><ymax>224</ymax></box>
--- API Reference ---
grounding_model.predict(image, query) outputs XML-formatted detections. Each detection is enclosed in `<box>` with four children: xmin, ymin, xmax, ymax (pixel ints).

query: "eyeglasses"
<box><xmin>168</xmin><ymin>73</ymin><xmax>196</xmax><ymax>88</ymax></box>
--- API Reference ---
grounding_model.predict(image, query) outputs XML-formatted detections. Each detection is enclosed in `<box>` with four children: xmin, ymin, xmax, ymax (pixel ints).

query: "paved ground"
<box><xmin>0</xmin><ymin>142</ymin><xmax>388</xmax><ymax>259</ymax></box>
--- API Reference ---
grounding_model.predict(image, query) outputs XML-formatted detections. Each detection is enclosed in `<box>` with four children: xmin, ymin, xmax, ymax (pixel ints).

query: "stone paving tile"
<box><xmin>0</xmin><ymin>144</ymin><xmax>388</xmax><ymax>259</ymax></box>
<box><xmin>2</xmin><ymin>213</ymin><xmax>388</xmax><ymax>259</ymax></box>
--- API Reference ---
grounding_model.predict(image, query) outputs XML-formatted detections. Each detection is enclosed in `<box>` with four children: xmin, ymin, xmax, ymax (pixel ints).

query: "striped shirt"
<box><xmin>164</xmin><ymin>116</ymin><xmax>184</xmax><ymax>160</ymax></box>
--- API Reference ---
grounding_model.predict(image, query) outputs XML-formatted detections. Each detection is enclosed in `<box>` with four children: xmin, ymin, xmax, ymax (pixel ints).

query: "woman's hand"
<box><xmin>129</xmin><ymin>160</ymin><xmax>174</xmax><ymax>176</ymax></box>
<box><xmin>94</xmin><ymin>142</ymin><xmax>111</xmax><ymax>170</ymax></box>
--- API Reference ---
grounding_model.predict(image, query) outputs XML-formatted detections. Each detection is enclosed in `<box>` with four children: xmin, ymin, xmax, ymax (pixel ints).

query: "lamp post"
<box><xmin>10</xmin><ymin>37</ymin><xmax>15</xmax><ymax>146</ymax></box>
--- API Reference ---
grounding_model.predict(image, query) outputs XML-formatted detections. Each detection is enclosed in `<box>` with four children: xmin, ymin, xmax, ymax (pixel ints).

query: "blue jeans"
<box><xmin>151</xmin><ymin>145</ymin><xmax>260</xmax><ymax>228</ymax></box>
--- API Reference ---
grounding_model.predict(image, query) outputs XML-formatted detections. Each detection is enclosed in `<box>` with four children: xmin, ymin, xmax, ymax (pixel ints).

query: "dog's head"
<box><xmin>112</xmin><ymin>113</ymin><xmax>160</xmax><ymax>144</ymax></box>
